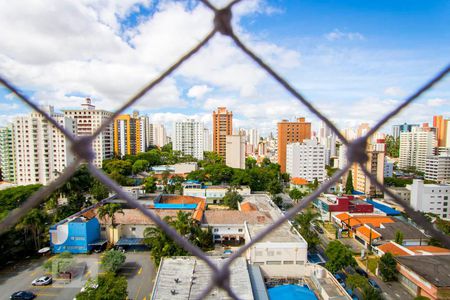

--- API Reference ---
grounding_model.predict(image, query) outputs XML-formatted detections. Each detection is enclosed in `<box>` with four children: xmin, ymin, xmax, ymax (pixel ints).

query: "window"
<box><xmin>131</xmin><ymin>227</ymin><xmax>136</xmax><ymax>232</ymax></box>
<box><xmin>213</xmin><ymin>228</ymin><xmax>219</xmax><ymax>232</ymax></box>
<box><xmin>238</xmin><ymin>229</ymin><xmax>243</xmax><ymax>232</ymax></box>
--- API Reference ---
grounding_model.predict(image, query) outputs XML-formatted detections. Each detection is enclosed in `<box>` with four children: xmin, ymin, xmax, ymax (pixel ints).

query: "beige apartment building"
<box><xmin>225</xmin><ymin>134</ymin><xmax>245</xmax><ymax>169</ymax></box>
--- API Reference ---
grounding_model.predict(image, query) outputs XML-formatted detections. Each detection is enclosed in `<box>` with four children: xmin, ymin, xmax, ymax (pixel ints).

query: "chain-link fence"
<box><xmin>1</xmin><ymin>0</ymin><xmax>450</xmax><ymax>299</ymax></box>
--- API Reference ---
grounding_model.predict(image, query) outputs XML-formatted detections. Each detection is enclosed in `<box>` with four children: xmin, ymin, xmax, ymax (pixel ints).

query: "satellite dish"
<box><xmin>38</xmin><ymin>247</ymin><xmax>51</xmax><ymax>254</ymax></box>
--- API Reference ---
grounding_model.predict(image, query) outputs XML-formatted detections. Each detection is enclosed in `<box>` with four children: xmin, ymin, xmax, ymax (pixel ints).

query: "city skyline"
<box><xmin>1</xmin><ymin>0</ymin><xmax>449</xmax><ymax>136</ymax></box>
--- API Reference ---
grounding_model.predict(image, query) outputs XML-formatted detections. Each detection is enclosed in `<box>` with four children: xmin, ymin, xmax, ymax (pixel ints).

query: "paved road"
<box><xmin>0</xmin><ymin>252</ymin><xmax>155</xmax><ymax>300</ymax></box>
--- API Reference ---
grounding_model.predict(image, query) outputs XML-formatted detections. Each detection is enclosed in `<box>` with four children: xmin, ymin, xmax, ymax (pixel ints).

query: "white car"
<box><xmin>31</xmin><ymin>276</ymin><xmax>52</xmax><ymax>286</ymax></box>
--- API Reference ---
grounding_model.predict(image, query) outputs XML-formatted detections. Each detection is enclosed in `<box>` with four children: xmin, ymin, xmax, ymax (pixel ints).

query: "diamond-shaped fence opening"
<box><xmin>1</xmin><ymin>1</ymin><xmax>450</xmax><ymax>299</ymax></box>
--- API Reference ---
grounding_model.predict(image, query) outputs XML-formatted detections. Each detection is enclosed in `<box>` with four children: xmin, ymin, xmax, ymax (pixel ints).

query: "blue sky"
<box><xmin>0</xmin><ymin>0</ymin><xmax>449</xmax><ymax>136</ymax></box>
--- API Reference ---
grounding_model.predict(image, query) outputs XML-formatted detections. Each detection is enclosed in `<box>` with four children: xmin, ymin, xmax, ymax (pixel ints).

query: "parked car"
<box><xmin>31</xmin><ymin>276</ymin><xmax>52</xmax><ymax>286</ymax></box>
<box><xmin>355</xmin><ymin>267</ymin><xmax>369</xmax><ymax>278</ymax></box>
<box><xmin>314</xmin><ymin>225</ymin><xmax>324</xmax><ymax>234</ymax></box>
<box><xmin>368</xmin><ymin>279</ymin><xmax>381</xmax><ymax>292</ymax></box>
<box><xmin>223</xmin><ymin>249</ymin><xmax>233</xmax><ymax>255</ymax></box>
<box><xmin>334</xmin><ymin>272</ymin><xmax>346</xmax><ymax>288</ymax></box>
<box><xmin>10</xmin><ymin>291</ymin><xmax>36</xmax><ymax>300</ymax></box>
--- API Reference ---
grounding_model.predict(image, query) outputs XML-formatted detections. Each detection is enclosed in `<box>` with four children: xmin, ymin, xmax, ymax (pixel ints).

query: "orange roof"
<box><xmin>291</xmin><ymin>177</ymin><xmax>308</xmax><ymax>185</ymax></box>
<box><xmin>240</xmin><ymin>202</ymin><xmax>257</xmax><ymax>212</ymax></box>
<box><xmin>356</xmin><ymin>226</ymin><xmax>381</xmax><ymax>242</ymax></box>
<box><xmin>192</xmin><ymin>199</ymin><xmax>206</xmax><ymax>222</ymax></box>
<box><xmin>160</xmin><ymin>195</ymin><xmax>203</xmax><ymax>204</ymax></box>
<box><xmin>377</xmin><ymin>242</ymin><xmax>411</xmax><ymax>256</ymax></box>
<box><xmin>407</xmin><ymin>245</ymin><xmax>450</xmax><ymax>254</ymax></box>
<box><xmin>335</xmin><ymin>213</ymin><xmax>394</xmax><ymax>228</ymax></box>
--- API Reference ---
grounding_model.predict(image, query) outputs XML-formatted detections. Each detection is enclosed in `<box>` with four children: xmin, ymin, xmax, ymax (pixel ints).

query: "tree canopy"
<box><xmin>379</xmin><ymin>253</ymin><xmax>398</xmax><ymax>282</ymax></box>
<box><xmin>101</xmin><ymin>250</ymin><xmax>126</xmax><ymax>273</ymax></box>
<box><xmin>325</xmin><ymin>240</ymin><xmax>357</xmax><ymax>273</ymax></box>
<box><xmin>76</xmin><ymin>272</ymin><xmax>128</xmax><ymax>300</ymax></box>
<box><xmin>223</xmin><ymin>190</ymin><xmax>243</xmax><ymax>210</ymax></box>
<box><xmin>345</xmin><ymin>171</ymin><xmax>354</xmax><ymax>194</ymax></box>
<box><xmin>293</xmin><ymin>209</ymin><xmax>322</xmax><ymax>250</ymax></box>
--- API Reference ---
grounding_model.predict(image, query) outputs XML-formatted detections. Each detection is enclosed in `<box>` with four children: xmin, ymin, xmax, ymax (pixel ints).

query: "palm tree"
<box><xmin>97</xmin><ymin>204</ymin><xmax>124</xmax><ymax>228</ymax></box>
<box><xmin>293</xmin><ymin>208</ymin><xmax>323</xmax><ymax>249</ymax></box>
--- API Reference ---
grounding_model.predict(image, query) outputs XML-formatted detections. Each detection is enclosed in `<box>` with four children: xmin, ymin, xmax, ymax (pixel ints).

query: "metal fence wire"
<box><xmin>1</xmin><ymin>0</ymin><xmax>450</xmax><ymax>299</ymax></box>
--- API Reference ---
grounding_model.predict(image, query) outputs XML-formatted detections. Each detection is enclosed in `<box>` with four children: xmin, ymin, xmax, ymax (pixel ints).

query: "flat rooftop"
<box><xmin>242</xmin><ymin>194</ymin><xmax>307</xmax><ymax>245</ymax></box>
<box><xmin>396</xmin><ymin>255</ymin><xmax>450</xmax><ymax>287</ymax></box>
<box><xmin>151</xmin><ymin>257</ymin><xmax>254</xmax><ymax>300</ymax></box>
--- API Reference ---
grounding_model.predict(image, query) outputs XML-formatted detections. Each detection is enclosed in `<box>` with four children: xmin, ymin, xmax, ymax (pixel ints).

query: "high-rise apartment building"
<box><xmin>277</xmin><ymin>117</ymin><xmax>311</xmax><ymax>173</ymax></box>
<box><xmin>153</xmin><ymin>124</ymin><xmax>167</xmax><ymax>147</ymax></box>
<box><xmin>392</xmin><ymin>123</ymin><xmax>420</xmax><ymax>140</ymax></box>
<box><xmin>399</xmin><ymin>127</ymin><xmax>436</xmax><ymax>172</ymax></box>
<box><xmin>14</xmin><ymin>107</ymin><xmax>76</xmax><ymax>185</ymax></box>
<box><xmin>407</xmin><ymin>179</ymin><xmax>449</xmax><ymax>220</ymax></box>
<box><xmin>173</xmin><ymin>119</ymin><xmax>204</xmax><ymax>160</ymax></box>
<box><xmin>213</xmin><ymin>107</ymin><xmax>232</xmax><ymax>158</ymax></box>
<box><xmin>113</xmin><ymin>111</ymin><xmax>150</xmax><ymax>157</ymax></box>
<box><xmin>425</xmin><ymin>155</ymin><xmax>450</xmax><ymax>183</ymax></box>
<box><xmin>63</xmin><ymin>98</ymin><xmax>113</xmax><ymax>167</ymax></box>
<box><xmin>433</xmin><ymin>116</ymin><xmax>448</xmax><ymax>147</ymax></box>
<box><xmin>248</xmin><ymin>129</ymin><xmax>259</xmax><ymax>148</ymax></box>
<box><xmin>318</xmin><ymin>121</ymin><xmax>337</xmax><ymax>164</ymax></box>
<box><xmin>203</xmin><ymin>128</ymin><xmax>212</xmax><ymax>152</ymax></box>
<box><xmin>352</xmin><ymin>144</ymin><xmax>385</xmax><ymax>196</ymax></box>
<box><xmin>225</xmin><ymin>134</ymin><xmax>245</xmax><ymax>169</ymax></box>
<box><xmin>286</xmin><ymin>139</ymin><xmax>326</xmax><ymax>182</ymax></box>
<box><xmin>0</xmin><ymin>124</ymin><xmax>16</xmax><ymax>182</ymax></box>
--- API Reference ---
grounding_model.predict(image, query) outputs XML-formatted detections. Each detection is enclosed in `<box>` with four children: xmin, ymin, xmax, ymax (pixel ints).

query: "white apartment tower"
<box><xmin>286</xmin><ymin>139</ymin><xmax>326</xmax><ymax>182</ymax></box>
<box><xmin>63</xmin><ymin>98</ymin><xmax>113</xmax><ymax>167</ymax></box>
<box><xmin>425</xmin><ymin>155</ymin><xmax>450</xmax><ymax>183</ymax></box>
<box><xmin>14</xmin><ymin>107</ymin><xmax>76</xmax><ymax>185</ymax></box>
<box><xmin>153</xmin><ymin>124</ymin><xmax>167</xmax><ymax>147</ymax></box>
<box><xmin>0</xmin><ymin>124</ymin><xmax>16</xmax><ymax>183</ymax></box>
<box><xmin>203</xmin><ymin>128</ymin><xmax>212</xmax><ymax>152</ymax></box>
<box><xmin>225</xmin><ymin>134</ymin><xmax>246</xmax><ymax>169</ymax></box>
<box><xmin>408</xmin><ymin>179</ymin><xmax>449</xmax><ymax>220</ymax></box>
<box><xmin>399</xmin><ymin>128</ymin><xmax>436</xmax><ymax>172</ymax></box>
<box><xmin>248</xmin><ymin>129</ymin><xmax>259</xmax><ymax>148</ymax></box>
<box><xmin>173</xmin><ymin>119</ymin><xmax>204</xmax><ymax>160</ymax></box>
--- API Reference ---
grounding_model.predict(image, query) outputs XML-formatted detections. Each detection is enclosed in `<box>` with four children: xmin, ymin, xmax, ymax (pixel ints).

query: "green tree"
<box><xmin>103</xmin><ymin>160</ymin><xmax>132</xmax><ymax>176</ymax></box>
<box><xmin>394</xmin><ymin>230</ymin><xmax>404</xmax><ymax>245</ymax></box>
<box><xmin>132</xmin><ymin>159</ymin><xmax>149</xmax><ymax>174</ymax></box>
<box><xmin>267</xmin><ymin>179</ymin><xmax>283</xmax><ymax>196</ymax></box>
<box><xmin>361</xmin><ymin>285</ymin><xmax>383</xmax><ymax>300</ymax></box>
<box><xmin>326</xmin><ymin>165</ymin><xmax>338</xmax><ymax>178</ymax></box>
<box><xmin>385</xmin><ymin>135</ymin><xmax>400</xmax><ymax>158</ymax></box>
<box><xmin>144</xmin><ymin>211</ymin><xmax>212</xmax><ymax>265</ymax></box>
<box><xmin>200</xmin><ymin>151</ymin><xmax>224</xmax><ymax>167</ymax></box>
<box><xmin>90</xmin><ymin>179</ymin><xmax>110</xmax><ymax>201</ymax></box>
<box><xmin>346</xmin><ymin>274</ymin><xmax>369</xmax><ymax>291</ymax></box>
<box><xmin>345</xmin><ymin>171</ymin><xmax>354</xmax><ymax>194</ymax></box>
<box><xmin>43</xmin><ymin>252</ymin><xmax>74</xmax><ymax>275</ymax></box>
<box><xmin>97</xmin><ymin>204</ymin><xmax>124</xmax><ymax>228</ymax></box>
<box><xmin>245</xmin><ymin>157</ymin><xmax>257</xmax><ymax>169</ymax></box>
<box><xmin>413</xmin><ymin>296</ymin><xmax>430</xmax><ymax>300</ymax></box>
<box><xmin>101</xmin><ymin>250</ymin><xmax>126</xmax><ymax>274</ymax></box>
<box><xmin>144</xmin><ymin>176</ymin><xmax>157</xmax><ymax>193</ymax></box>
<box><xmin>76</xmin><ymin>272</ymin><xmax>128</xmax><ymax>300</ymax></box>
<box><xmin>289</xmin><ymin>188</ymin><xmax>305</xmax><ymax>203</ymax></box>
<box><xmin>325</xmin><ymin>240</ymin><xmax>357</xmax><ymax>273</ymax></box>
<box><xmin>223</xmin><ymin>190</ymin><xmax>243</xmax><ymax>210</ymax></box>
<box><xmin>379</xmin><ymin>253</ymin><xmax>398</xmax><ymax>282</ymax></box>
<box><xmin>293</xmin><ymin>209</ymin><xmax>322</xmax><ymax>250</ymax></box>
<box><xmin>16</xmin><ymin>208</ymin><xmax>48</xmax><ymax>250</ymax></box>
<box><xmin>272</xmin><ymin>195</ymin><xmax>283</xmax><ymax>208</ymax></box>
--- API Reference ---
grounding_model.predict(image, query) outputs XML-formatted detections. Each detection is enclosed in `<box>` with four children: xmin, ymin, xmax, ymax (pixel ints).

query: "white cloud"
<box><xmin>187</xmin><ymin>85</ymin><xmax>212</xmax><ymax>99</ymax></box>
<box><xmin>325</xmin><ymin>29</ymin><xmax>365</xmax><ymax>41</ymax></box>
<box><xmin>427</xmin><ymin>97</ymin><xmax>448</xmax><ymax>107</ymax></box>
<box><xmin>384</xmin><ymin>86</ymin><xmax>405</xmax><ymax>97</ymax></box>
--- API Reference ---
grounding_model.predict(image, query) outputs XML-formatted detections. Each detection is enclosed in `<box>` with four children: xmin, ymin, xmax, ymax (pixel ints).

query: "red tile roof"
<box><xmin>377</xmin><ymin>242</ymin><xmax>411</xmax><ymax>256</ymax></box>
<box><xmin>356</xmin><ymin>226</ymin><xmax>381</xmax><ymax>242</ymax></box>
<box><xmin>407</xmin><ymin>245</ymin><xmax>450</xmax><ymax>254</ymax></box>
<box><xmin>335</xmin><ymin>213</ymin><xmax>394</xmax><ymax>228</ymax></box>
<box><xmin>291</xmin><ymin>177</ymin><xmax>308</xmax><ymax>185</ymax></box>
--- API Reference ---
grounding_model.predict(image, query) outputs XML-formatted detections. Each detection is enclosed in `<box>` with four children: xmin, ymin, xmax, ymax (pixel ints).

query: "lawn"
<box><xmin>366</xmin><ymin>256</ymin><xmax>379</xmax><ymax>274</ymax></box>
<box><xmin>323</xmin><ymin>222</ymin><xmax>337</xmax><ymax>236</ymax></box>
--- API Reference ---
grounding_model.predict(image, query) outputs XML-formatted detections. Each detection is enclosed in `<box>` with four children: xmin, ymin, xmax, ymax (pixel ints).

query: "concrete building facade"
<box><xmin>226</xmin><ymin>134</ymin><xmax>245</xmax><ymax>169</ymax></box>
<box><xmin>152</xmin><ymin>123</ymin><xmax>167</xmax><ymax>147</ymax></box>
<box><xmin>0</xmin><ymin>124</ymin><xmax>16</xmax><ymax>182</ymax></box>
<box><xmin>173</xmin><ymin>119</ymin><xmax>204</xmax><ymax>160</ymax></box>
<box><xmin>63</xmin><ymin>98</ymin><xmax>113</xmax><ymax>167</ymax></box>
<box><xmin>14</xmin><ymin>107</ymin><xmax>76</xmax><ymax>185</ymax></box>
<box><xmin>425</xmin><ymin>155</ymin><xmax>450</xmax><ymax>183</ymax></box>
<box><xmin>407</xmin><ymin>179</ymin><xmax>450</xmax><ymax>220</ymax></box>
<box><xmin>277</xmin><ymin>117</ymin><xmax>311</xmax><ymax>173</ymax></box>
<box><xmin>399</xmin><ymin>128</ymin><xmax>436</xmax><ymax>172</ymax></box>
<box><xmin>212</xmin><ymin>107</ymin><xmax>232</xmax><ymax>158</ymax></box>
<box><xmin>286</xmin><ymin>139</ymin><xmax>326</xmax><ymax>182</ymax></box>
<box><xmin>392</xmin><ymin>123</ymin><xmax>420</xmax><ymax>140</ymax></box>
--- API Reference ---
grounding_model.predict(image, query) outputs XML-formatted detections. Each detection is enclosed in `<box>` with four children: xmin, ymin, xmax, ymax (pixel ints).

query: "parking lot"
<box><xmin>0</xmin><ymin>252</ymin><xmax>155</xmax><ymax>300</ymax></box>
